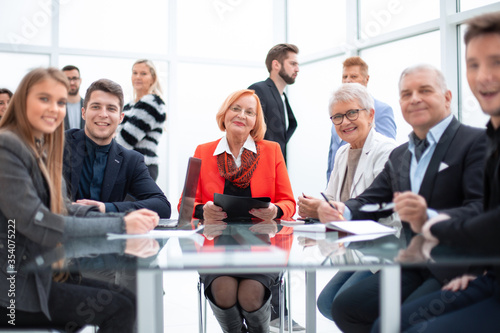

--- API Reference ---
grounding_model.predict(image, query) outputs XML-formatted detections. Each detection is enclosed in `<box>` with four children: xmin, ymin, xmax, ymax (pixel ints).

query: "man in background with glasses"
<box><xmin>62</xmin><ymin>64</ymin><xmax>85</xmax><ymax>130</ymax></box>
<box><xmin>326</xmin><ymin>56</ymin><xmax>397</xmax><ymax>182</ymax></box>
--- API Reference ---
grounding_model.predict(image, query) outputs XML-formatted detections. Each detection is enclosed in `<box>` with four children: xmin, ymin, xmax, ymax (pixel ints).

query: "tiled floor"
<box><xmin>162</xmin><ymin>270</ymin><xmax>342</xmax><ymax>333</ymax></box>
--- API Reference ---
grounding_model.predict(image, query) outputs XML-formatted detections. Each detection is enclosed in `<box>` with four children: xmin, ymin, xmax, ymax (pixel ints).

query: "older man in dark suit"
<box><xmin>248</xmin><ymin>43</ymin><xmax>299</xmax><ymax>163</ymax></box>
<box><xmin>63</xmin><ymin>78</ymin><xmax>171</xmax><ymax>218</ymax></box>
<box><xmin>318</xmin><ymin>64</ymin><xmax>486</xmax><ymax>332</ymax></box>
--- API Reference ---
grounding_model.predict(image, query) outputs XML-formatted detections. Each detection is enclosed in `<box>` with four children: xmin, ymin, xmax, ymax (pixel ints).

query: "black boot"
<box><xmin>241</xmin><ymin>295</ymin><xmax>271</xmax><ymax>333</ymax></box>
<box><xmin>208</xmin><ymin>298</ymin><xmax>245</xmax><ymax>333</ymax></box>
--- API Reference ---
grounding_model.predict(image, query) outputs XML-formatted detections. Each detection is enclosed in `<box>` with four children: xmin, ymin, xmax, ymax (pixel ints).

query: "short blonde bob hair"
<box><xmin>215</xmin><ymin>89</ymin><xmax>266</xmax><ymax>142</ymax></box>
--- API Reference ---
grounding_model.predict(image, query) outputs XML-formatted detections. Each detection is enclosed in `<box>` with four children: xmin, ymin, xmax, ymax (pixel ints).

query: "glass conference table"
<box><xmin>29</xmin><ymin>219</ymin><xmax>499</xmax><ymax>333</ymax></box>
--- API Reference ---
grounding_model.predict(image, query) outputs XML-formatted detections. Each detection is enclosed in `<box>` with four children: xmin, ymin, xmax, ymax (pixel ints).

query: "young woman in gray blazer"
<box><xmin>0</xmin><ymin>68</ymin><xmax>158</xmax><ymax>332</ymax></box>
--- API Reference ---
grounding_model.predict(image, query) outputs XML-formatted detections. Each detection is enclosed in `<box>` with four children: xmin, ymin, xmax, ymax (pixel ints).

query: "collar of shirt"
<box><xmin>408</xmin><ymin>114</ymin><xmax>453</xmax><ymax>193</ymax></box>
<box><xmin>214</xmin><ymin>135</ymin><xmax>257</xmax><ymax>168</ymax></box>
<box><xmin>85</xmin><ymin>134</ymin><xmax>112</xmax><ymax>157</ymax></box>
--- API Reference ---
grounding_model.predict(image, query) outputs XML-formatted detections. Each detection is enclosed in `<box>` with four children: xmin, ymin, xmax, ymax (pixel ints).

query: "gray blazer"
<box><xmin>0</xmin><ymin>130</ymin><xmax>126</xmax><ymax>319</ymax></box>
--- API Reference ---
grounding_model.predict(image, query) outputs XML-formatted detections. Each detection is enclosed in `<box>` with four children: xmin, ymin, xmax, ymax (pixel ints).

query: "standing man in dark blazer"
<box><xmin>249</xmin><ymin>43</ymin><xmax>299</xmax><ymax>163</ymax></box>
<box><xmin>63</xmin><ymin>78</ymin><xmax>171</xmax><ymax>218</ymax></box>
<box><xmin>62</xmin><ymin>65</ymin><xmax>85</xmax><ymax>130</ymax></box>
<box><xmin>317</xmin><ymin>64</ymin><xmax>486</xmax><ymax>332</ymax></box>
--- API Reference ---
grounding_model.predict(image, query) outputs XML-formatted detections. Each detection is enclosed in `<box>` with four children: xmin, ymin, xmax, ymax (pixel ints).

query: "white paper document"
<box><xmin>326</xmin><ymin>220</ymin><xmax>396</xmax><ymax>235</ymax></box>
<box><xmin>107</xmin><ymin>226</ymin><xmax>204</xmax><ymax>239</ymax></box>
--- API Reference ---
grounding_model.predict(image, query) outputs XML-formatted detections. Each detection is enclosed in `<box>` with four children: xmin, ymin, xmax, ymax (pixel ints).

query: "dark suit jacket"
<box><xmin>63</xmin><ymin>97</ymin><xmax>85</xmax><ymax>130</ymax></box>
<box><xmin>431</xmin><ymin>120</ymin><xmax>500</xmax><ymax>251</ymax></box>
<box><xmin>345</xmin><ymin>117</ymin><xmax>486</xmax><ymax>282</ymax></box>
<box><xmin>63</xmin><ymin>129</ymin><xmax>171</xmax><ymax>218</ymax></box>
<box><xmin>249</xmin><ymin>78</ymin><xmax>297</xmax><ymax>161</ymax></box>
<box><xmin>346</xmin><ymin>117</ymin><xmax>486</xmax><ymax>235</ymax></box>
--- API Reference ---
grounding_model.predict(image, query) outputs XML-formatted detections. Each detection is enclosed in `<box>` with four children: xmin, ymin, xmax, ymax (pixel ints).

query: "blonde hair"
<box><xmin>132</xmin><ymin>59</ymin><xmax>163</xmax><ymax>100</ymax></box>
<box><xmin>0</xmin><ymin>67</ymin><xmax>68</xmax><ymax>214</ymax></box>
<box><xmin>215</xmin><ymin>89</ymin><xmax>266</xmax><ymax>142</ymax></box>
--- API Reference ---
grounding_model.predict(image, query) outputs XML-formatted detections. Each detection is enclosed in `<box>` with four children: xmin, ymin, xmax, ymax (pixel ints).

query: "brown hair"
<box><xmin>83</xmin><ymin>78</ymin><xmax>124</xmax><ymax>110</ymax></box>
<box><xmin>61</xmin><ymin>65</ymin><xmax>80</xmax><ymax>75</ymax></box>
<box><xmin>265</xmin><ymin>43</ymin><xmax>299</xmax><ymax>73</ymax></box>
<box><xmin>0</xmin><ymin>67</ymin><xmax>69</xmax><ymax>214</ymax></box>
<box><xmin>0</xmin><ymin>88</ymin><xmax>13</xmax><ymax>98</ymax></box>
<box><xmin>215</xmin><ymin>89</ymin><xmax>266</xmax><ymax>142</ymax></box>
<box><xmin>464</xmin><ymin>11</ymin><xmax>500</xmax><ymax>45</ymax></box>
<box><xmin>343</xmin><ymin>56</ymin><xmax>369</xmax><ymax>77</ymax></box>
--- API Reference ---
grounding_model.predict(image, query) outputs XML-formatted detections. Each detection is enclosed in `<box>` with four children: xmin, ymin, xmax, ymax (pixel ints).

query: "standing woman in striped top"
<box><xmin>116</xmin><ymin>59</ymin><xmax>166</xmax><ymax>181</ymax></box>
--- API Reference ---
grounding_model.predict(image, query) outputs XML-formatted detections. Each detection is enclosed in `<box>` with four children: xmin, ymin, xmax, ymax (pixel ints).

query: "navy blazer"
<box><xmin>249</xmin><ymin>78</ymin><xmax>297</xmax><ymax>161</ymax></box>
<box><xmin>63</xmin><ymin>129</ymin><xmax>171</xmax><ymax>218</ymax></box>
<box><xmin>346</xmin><ymin>117</ymin><xmax>486</xmax><ymax>234</ymax></box>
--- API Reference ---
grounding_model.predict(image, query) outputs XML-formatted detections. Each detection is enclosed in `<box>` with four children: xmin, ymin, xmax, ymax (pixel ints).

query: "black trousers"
<box><xmin>371</xmin><ymin>272</ymin><xmax>500</xmax><ymax>333</ymax></box>
<box><xmin>0</xmin><ymin>276</ymin><xmax>136</xmax><ymax>332</ymax></box>
<box><xmin>331</xmin><ymin>268</ymin><xmax>441</xmax><ymax>333</ymax></box>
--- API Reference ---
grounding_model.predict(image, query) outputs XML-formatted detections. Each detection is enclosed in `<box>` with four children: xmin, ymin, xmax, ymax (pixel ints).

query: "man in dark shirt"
<box><xmin>63</xmin><ymin>78</ymin><xmax>171</xmax><ymax>218</ymax></box>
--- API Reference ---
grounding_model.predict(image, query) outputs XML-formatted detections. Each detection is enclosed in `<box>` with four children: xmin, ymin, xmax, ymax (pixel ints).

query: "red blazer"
<box><xmin>179</xmin><ymin>139</ymin><xmax>296</xmax><ymax>218</ymax></box>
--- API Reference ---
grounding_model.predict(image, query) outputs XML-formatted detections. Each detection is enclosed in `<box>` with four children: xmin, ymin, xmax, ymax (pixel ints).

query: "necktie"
<box><xmin>414</xmin><ymin>136</ymin><xmax>429</xmax><ymax>162</ymax></box>
<box><xmin>90</xmin><ymin>150</ymin><xmax>107</xmax><ymax>200</ymax></box>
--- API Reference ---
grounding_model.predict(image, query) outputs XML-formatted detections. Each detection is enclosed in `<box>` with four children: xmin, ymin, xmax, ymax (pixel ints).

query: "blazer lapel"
<box><xmin>284</xmin><ymin>93</ymin><xmax>297</xmax><ymax>141</ymax></box>
<box><xmin>69</xmin><ymin>131</ymin><xmax>85</xmax><ymax>201</ymax></box>
<box><xmin>335</xmin><ymin>149</ymin><xmax>348</xmax><ymax>199</ymax></box>
<box><xmin>419</xmin><ymin>117</ymin><xmax>460</xmax><ymax>201</ymax></box>
<box><xmin>266</xmin><ymin>78</ymin><xmax>286</xmax><ymax>130</ymax></box>
<box><xmin>100</xmin><ymin>141</ymin><xmax>122</xmax><ymax>202</ymax></box>
<box><xmin>396</xmin><ymin>147</ymin><xmax>412</xmax><ymax>192</ymax></box>
<box><xmin>351</xmin><ymin>130</ymin><xmax>375</xmax><ymax>193</ymax></box>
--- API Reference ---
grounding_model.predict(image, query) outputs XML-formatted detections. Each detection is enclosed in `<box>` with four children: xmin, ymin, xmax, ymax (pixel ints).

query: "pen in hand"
<box><xmin>320</xmin><ymin>192</ymin><xmax>344</xmax><ymax>220</ymax></box>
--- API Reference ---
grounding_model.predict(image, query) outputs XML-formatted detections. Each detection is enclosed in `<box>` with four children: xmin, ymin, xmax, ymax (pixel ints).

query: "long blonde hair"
<box><xmin>132</xmin><ymin>59</ymin><xmax>163</xmax><ymax>100</ymax></box>
<box><xmin>0</xmin><ymin>68</ymin><xmax>69</xmax><ymax>215</ymax></box>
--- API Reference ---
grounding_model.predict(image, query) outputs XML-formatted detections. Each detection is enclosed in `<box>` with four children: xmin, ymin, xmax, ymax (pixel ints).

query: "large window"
<box><xmin>359</xmin><ymin>0</ymin><xmax>439</xmax><ymax>36</ymax></box>
<box><xmin>288</xmin><ymin>0</ymin><xmax>346</xmax><ymax>57</ymax></box>
<box><xmin>59</xmin><ymin>0</ymin><xmax>169</xmax><ymax>54</ymax></box>
<box><xmin>360</xmin><ymin>31</ymin><xmax>441</xmax><ymax>143</ymax></box>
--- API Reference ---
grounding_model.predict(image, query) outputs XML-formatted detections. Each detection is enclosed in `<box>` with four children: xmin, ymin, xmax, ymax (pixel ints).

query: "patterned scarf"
<box><xmin>217</xmin><ymin>144</ymin><xmax>260</xmax><ymax>188</ymax></box>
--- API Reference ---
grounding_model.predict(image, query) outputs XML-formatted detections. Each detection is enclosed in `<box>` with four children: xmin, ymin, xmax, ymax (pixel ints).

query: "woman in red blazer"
<box><xmin>187</xmin><ymin>89</ymin><xmax>295</xmax><ymax>333</ymax></box>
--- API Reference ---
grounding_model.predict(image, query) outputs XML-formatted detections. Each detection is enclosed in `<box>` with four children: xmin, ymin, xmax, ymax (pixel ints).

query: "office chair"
<box><xmin>197</xmin><ymin>271</ymin><xmax>291</xmax><ymax>333</ymax></box>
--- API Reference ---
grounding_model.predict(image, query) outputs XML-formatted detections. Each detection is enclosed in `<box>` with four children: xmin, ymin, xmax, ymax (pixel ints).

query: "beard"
<box><xmin>68</xmin><ymin>87</ymin><xmax>79</xmax><ymax>96</ymax></box>
<box><xmin>279</xmin><ymin>67</ymin><xmax>296</xmax><ymax>85</ymax></box>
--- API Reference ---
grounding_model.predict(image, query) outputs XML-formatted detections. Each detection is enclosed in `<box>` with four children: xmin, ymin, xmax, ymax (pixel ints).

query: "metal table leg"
<box><xmin>305</xmin><ymin>270</ymin><xmax>317</xmax><ymax>333</ymax></box>
<box><xmin>137</xmin><ymin>270</ymin><xmax>164</xmax><ymax>333</ymax></box>
<box><xmin>380</xmin><ymin>266</ymin><xmax>400</xmax><ymax>333</ymax></box>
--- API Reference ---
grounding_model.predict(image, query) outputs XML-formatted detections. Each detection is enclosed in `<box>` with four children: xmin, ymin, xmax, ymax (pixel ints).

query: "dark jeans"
<box><xmin>0</xmin><ymin>276</ymin><xmax>136</xmax><ymax>332</ymax></box>
<box><xmin>317</xmin><ymin>270</ymin><xmax>373</xmax><ymax>321</ymax></box>
<box><xmin>371</xmin><ymin>272</ymin><xmax>500</xmax><ymax>333</ymax></box>
<box><xmin>331</xmin><ymin>268</ymin><xmax>441</xmax><ymax>333</ymax></box>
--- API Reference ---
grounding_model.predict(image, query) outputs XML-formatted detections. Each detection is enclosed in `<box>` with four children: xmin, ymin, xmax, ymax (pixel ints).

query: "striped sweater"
<box><xmin>116</xmin><ymin>94</ymin><xmax>166</xmax><ymax>166</ymax></box>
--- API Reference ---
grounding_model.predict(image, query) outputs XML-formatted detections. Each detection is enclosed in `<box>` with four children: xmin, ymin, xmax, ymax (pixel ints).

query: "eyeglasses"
<box><xmin>330</xmin><ymin>108</ymin><xmax>366</xmax><ymax>125</ymax></box>
<box><xmin>229</xmin><ymin>106</ymin><xmax>256</xmax><ymax>117</ymax></box>
<box><xmin>67</xmin><ymin>77</ymin><xmax>81</xmax><ymax>82</ymax></box>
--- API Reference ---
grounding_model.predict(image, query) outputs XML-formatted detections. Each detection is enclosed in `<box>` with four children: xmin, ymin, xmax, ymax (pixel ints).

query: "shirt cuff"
<box><xmin>343</xmin><ymin>206</ymin><xmax>352</xmax><ymax>220</ymax></box>
<box><xmin>427</xmin><ymin>208</ymin><xmax>438</xmax><ymax>219</ymax></box>
<box><xmin>104</xmin><ymin>203</ymin><xmax>118</xmax><ymax>213</ymax></box>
